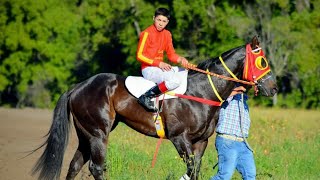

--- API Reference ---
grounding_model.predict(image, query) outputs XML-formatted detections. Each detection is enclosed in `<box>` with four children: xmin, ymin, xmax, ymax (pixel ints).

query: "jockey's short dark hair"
<box><xmin>154</xmin><ymin>8</ymin><xmax>170</xmax><ymax>20</ymax></box>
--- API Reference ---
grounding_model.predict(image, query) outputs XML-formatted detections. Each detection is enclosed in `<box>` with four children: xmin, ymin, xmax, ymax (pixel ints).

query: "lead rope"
<box><xmin>212</xmin><ymin>94</ymin><xmax>254</xmax><ymax>171</ymax></box>
<box><xmin>184</xmin><ymin>63</ymin><xmax>255</xmax><ymax>86</ymax></box>
<box><xmin>239</xmin><ymin>93</ymin><xmax>254</xmax><ymax>152</ymax></box>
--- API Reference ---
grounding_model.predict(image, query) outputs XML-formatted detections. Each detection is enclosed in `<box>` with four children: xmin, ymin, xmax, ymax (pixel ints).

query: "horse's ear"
<box><xmin>251</xmin><ymin>36</ymin><xmax>260</xmax><ymax>49</ymax></box>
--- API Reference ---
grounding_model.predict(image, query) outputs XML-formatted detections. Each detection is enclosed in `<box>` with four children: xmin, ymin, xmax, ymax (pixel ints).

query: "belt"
<box><xmin>218</xmin><ymin>134</ymin><xmax>244</xmax><ymax>142</ymax></box>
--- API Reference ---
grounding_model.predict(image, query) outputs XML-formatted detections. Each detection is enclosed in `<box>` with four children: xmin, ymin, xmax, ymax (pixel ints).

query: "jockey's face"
<box><xmin>153</xmin><ymin>15</ymin><xmax>169</xmax><ymax>32</ymax></box>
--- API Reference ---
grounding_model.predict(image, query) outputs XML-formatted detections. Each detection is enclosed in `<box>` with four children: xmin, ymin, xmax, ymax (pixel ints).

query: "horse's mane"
<box><xmin>189</xmin><ymin>45</ymin><xmax>244</xmax><ymax>75</ymax></box>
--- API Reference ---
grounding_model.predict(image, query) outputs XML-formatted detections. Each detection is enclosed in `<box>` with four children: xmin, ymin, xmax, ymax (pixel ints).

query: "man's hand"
<box><xmin>159</xmin><ymin>62</ymin><xmax>172</xmax><ymax>71</ymax></box>
<box><xmin>178</xmin><ymin>56</ymin><xmax>189</xmax><ymax>68</ymax></box>
<box><xmin>229</xmin><ymin>86</ymin><xmax>246</xmax><ymax>97</ymax></box>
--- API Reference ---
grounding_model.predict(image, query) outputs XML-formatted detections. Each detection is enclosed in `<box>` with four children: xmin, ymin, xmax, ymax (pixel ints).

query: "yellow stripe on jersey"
<box><xmin>137</xmin><ymin>32</ymin><xmax>154</xmax><ymax>65</ymax></box>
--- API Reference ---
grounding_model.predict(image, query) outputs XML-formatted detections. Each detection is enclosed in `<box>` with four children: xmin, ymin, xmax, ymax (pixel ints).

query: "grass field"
<box><xmin>105</xmin><ymin>108</ymin><xmax>320</xmax><ymax>180</ymax></box>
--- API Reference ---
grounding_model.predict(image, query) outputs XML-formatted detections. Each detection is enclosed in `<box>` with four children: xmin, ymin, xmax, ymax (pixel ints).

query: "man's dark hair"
<box><xmin>154</xmin><ymin>8</ymin><xmax>170</xmax><ymax>20</ymax></box>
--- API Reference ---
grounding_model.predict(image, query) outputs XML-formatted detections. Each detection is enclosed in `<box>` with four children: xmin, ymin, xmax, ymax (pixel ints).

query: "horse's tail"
<box><xmin>32</xmin><ymin>91</ymin><xmax>71</xmax><ymax>180</ymax></box>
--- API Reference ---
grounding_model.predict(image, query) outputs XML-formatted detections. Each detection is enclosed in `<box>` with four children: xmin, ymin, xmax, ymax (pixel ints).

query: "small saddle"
<box><xmin>125</xmin><ymin>67</ymin><xmax>188</xmax><ymax>100</ymax></box>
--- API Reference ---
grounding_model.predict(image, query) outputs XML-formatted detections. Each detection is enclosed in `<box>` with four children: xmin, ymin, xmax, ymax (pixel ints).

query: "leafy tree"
<box><xmin>172</xmin><ymin>0</ymin><xmax>244</xmax><ymax>62</ymax></box>
<box><xmin>0</xmin><ymin>0</ymin><xmax>82</xmax><ymax>107</ymax></box>
<box><xmin>0</xmin><ymin>0</ymin><xmax>319</xmax><ymax>108</ymax></box>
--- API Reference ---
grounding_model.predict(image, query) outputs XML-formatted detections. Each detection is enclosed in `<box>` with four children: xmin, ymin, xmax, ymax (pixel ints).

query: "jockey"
<box><xmin>136</xmin><ymin>7</ymin><xmax>188</xmax><ymax>112</ymax></box>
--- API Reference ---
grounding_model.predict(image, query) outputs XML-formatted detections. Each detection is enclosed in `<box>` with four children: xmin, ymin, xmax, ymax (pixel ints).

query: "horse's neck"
<box><xmin>187</xmin><ymin>47</ymin><xmax>245</xmax><ymax>101</ymax></box>
<box><xmin>210</xmin><ymin>50</ymin><xmax>245</xmax><ymax>100</ymax></box>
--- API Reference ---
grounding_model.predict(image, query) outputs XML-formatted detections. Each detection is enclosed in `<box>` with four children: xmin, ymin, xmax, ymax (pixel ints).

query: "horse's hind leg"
<box><xmin>66</xmin><ymin>129</ymin><xmax>90</xmax><ymax>180</ymax></box>
<box><xmin>67</xmin><ymin>130</ymin><xmax>108</xmax><ymax>180</ymax></box>
<box><xmin>88</xmin><ymin>134</ymin><xmax>107</xmax><ymax>180</ymax></box>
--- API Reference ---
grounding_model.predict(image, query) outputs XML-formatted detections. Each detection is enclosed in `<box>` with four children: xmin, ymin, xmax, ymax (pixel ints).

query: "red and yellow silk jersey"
<box><xmin>136</xmin><ymin>25</ymin><xmax>179</xmax><ymax>69</ymax></box>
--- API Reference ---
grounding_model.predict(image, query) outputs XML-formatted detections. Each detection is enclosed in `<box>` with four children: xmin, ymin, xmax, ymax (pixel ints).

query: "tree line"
<box><xmin>0</xmin><ymin>0</ymin><xmax>319</xmax><ymax>109</ymax></box>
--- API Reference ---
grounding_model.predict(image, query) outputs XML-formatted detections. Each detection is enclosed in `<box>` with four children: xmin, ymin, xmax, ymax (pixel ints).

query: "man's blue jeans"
<box><xmin>210</xmin><ymin>135</ymin><xmax>256</xmax><ymax>180</ymax></box>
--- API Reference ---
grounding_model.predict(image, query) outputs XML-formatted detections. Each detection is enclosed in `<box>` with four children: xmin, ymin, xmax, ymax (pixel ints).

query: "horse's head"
<box><xmin>243</xmin><ymin>36</ymin><xmax>278</xmax><ymax>97</ymax></box>
<box><xmin>189</xmin><ymin>36</ymin><xmax>278</xmax><ymax>98</ymax></box>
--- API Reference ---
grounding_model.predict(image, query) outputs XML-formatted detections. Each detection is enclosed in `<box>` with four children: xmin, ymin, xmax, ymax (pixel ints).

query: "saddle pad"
<box><xmin>125</xmin><ymin>68</ymin><xmax>188</xmax><ymax>100</ymax></box>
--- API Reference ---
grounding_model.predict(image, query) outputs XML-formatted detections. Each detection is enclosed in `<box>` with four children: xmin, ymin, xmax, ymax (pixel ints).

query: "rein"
<box><xmin>165</xmin><ymin>56</ymin><xmax>256</xmax><ymax>106</ymax></box>
<box><xmin>166</xmin><ymin>91</ymin><xmax>222</xmax><ymax>106</ymax></box>
<box><xmin>239</xmin><ymin>93</ymin><xmax>254</xmax><ymax>152</ymax></box>
<box><xmin>183</xmin><ymin>59</ymin><xmax>255</xmax><ymax>86</ymax></box>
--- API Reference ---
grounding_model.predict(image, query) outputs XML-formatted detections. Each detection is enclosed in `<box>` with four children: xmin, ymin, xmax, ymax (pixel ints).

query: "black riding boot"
<box><xmin>138</xmin><ymin>85</ymin><xmax>162</xmax><ymax>112</ymax></box>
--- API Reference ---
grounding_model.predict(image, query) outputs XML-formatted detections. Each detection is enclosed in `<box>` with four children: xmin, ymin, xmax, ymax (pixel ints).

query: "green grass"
<box><xmin>105</xmin><ymin>108</ymin><xmax>320</xmax><ymax>180</ymax></box>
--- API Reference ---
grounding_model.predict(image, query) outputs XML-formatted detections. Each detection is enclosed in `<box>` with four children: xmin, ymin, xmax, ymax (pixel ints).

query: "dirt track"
<box><xmin>0</xmin><ymin>108</ymin><xmax>91</xmax><ymax>180</ymax></box>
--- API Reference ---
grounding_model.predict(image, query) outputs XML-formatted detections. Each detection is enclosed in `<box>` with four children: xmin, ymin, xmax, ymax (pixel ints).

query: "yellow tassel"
<box><xmin>154</xmin><ymin>114</ymin><xmax>165</xmax><ymax>138</ymax></box>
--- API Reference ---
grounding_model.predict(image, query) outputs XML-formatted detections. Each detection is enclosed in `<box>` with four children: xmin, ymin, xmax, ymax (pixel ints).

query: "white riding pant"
<box><xmin>141</xmin><ymin>66</ymin><xmax>182</xmax><ymax>90</ymax></box>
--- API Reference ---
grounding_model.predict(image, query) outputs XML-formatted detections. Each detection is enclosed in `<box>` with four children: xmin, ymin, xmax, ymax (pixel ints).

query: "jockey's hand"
<box><xmin>159</xmin><ymin>62</ymin><xmax>172</xmax><ymax>71</ymax></box>
<box><xmin>229</xmin><ymin>86</ymin><xmax>246</xmax><ymax>97</ymax></box>
<box><xmin>178</xmin><ymin>56</ymin><xmax>189</xmax><ymax>68</ymax></box>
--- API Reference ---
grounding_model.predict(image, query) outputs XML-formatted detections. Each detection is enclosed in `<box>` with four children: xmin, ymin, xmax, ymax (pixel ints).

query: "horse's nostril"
<box><xmin>272</xmin><ymin>87</ymin><xmax>278</xmax><ymax>95</ymax></box>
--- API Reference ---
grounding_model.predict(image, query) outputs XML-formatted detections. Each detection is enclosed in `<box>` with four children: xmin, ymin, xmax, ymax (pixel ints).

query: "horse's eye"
<box><xmin>255</xmin><ymin>56</ymin><xmax>269</xmax><ymax>70</ymax></box>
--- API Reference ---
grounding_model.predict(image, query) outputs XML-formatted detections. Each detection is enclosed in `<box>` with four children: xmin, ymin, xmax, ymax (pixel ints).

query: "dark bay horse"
<box><xmin>32</xmin><ymin>36</ymin><xmax>278</xmax><ymax>180</ymax></box>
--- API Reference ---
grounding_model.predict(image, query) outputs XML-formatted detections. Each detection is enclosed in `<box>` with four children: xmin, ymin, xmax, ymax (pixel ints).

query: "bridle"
<box><xmin>183</xmin><ymin>44</ymin><xmax>271</xmax><ymax>96</ymax></box>
<box><xmin>165</xmin><ymin>44</ymin><xmax>271</xmax><ymax>106</ymax></box>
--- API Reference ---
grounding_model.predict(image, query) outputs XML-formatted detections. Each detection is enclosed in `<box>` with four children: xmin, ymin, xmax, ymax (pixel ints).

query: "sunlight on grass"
<box><xmin>105</xmin><ymin>108</ymin><xmax>320</xmax><ymax>179</ymax></box>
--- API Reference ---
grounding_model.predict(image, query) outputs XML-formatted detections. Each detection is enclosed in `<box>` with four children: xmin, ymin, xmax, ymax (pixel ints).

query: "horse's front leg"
<box><xmin>191</xmin><ymin>140</ymin><xmax>209</xmax><ymax>180</ymax></box>
<box><xmin>171</xmin><ymin>136</ymin><xmax>195</xmax><ymax>180</ymax></box>
<box><xmin>171</xmin><ymin>136</ymin><xmax>209</xmax><ymax>180</ymax></box>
